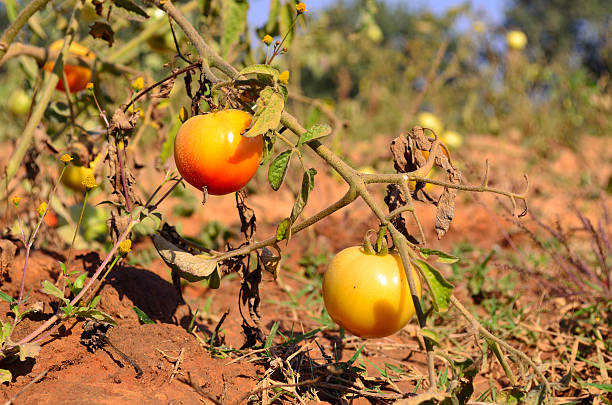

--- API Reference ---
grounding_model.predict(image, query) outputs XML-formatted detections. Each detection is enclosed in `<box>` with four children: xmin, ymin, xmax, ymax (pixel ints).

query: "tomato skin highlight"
<box><xmin>322</xmin><ymin>246</ymin><xmax>422</xmax><ymax>339</ymax></box>
<box><xmin>173</xmin><ymin>110</ymin><xmax>264</xmax><ymax>195</ymax></box>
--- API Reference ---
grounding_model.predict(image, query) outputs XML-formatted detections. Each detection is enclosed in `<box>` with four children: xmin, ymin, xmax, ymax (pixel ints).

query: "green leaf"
<box><xmin>1</xmin><ymin>321</ymin><xmax>11</xmax><ymax>345</ymax></box>
<box><xmin>59</xmin><ymin>261</ymin><xmax>67</xmax><ymax>276</ymax></box>
<box><xmin>160</xmin><ymin>117</ymin><xmax>181</xmax><ymax>164</ymax></box>
<box><xmin>221</xmin><ymin>0</ymin><xmax>248</xmax><ymax>57</ymax></box>
<box><xmin>239</xmin><ymin>64</ymin><xmax>280</xmax><ymax>79</ymax></box>
<box><xmin>132</xmin><ymin>306</ymin><xmax>155</xmax><ymax>324</ymax></box>
<box><xmin>41</xmin><ymin>280</ymin><xmax>67</xmax><ymax>302</ymax></box>
<box><xmin>265</xmin><ymin>321</ymin><xmax>280</xmax><ymax>350</ymax></box>
<box><xmin>413</xmin><ymin>259</ymin><xmax>453</xmax><ymax>312</ymax></box>
<box><xmin>419</xmin><ymin>248</ymin><xmax>460</xmax><ymax>264</ymax></box>
<box><xmin>114</xmin><ymin>0</ymin><xmax>149</xmax><ymax>18</ymax></box>
<box><xmin>89</xmin><ymin>295</ymin><xmax>101</xmax><ymax>308</ymax></box>
<box><xmin>206</xmin><ymin>268</ymin><xmax>221</xmax><ymax>289</ymax></box>
<box><xmin>261</xmin><ymin>134</ymin><xmax>275</xmax><ymax>166</ymax></box>
<box><xmin>75</xmin><ymin>308</ymin><xmax>116</xmax><ymax>325</ymax></box>
<box><xmin>346</xmin><ymin>344</ymin><xmax>365</xmax><ymax>368</ymax></box>
<box><xmin>268</xmin><ymin>149</ymin><xmax>292</xmax><ymax>191</ymax></box>
<box><xmin>18</xmin><ymin>342</ymin><xmax>41</xmax><ymax>361</ymax></box>
<box><xmin>421</xmin><ymin>328</ymin><xmax>440</xmax><ymax>346</ymax></box>
<box><xmin>275</xmin><ymin>218</ymin><xmax>292</xmax><ymax>242</ymax></box>
<box><xmin>583</xmin><ymin>382</ymin><xmax>612</xmax><ymax>391</ymax></box>
<box><xmin>291</xmin><ymin>168</ymin><xmax>317</xmax><ymax>221</ymax></box>
<box><xmin>0</xmin><ymin>369</ymin><xmax>11</xmax><ymax>384</ymax></box>
<box><xmin>298</xmin><ymin>124</ymin><xmax>332</xmax><ymax>147</ymax></box>
<box><xmin>151</xmin><ymin>234</ymin><xmax>219</xmax><ymax>282</ymax></box>
<box><xmin>0</xmin><ymin>291</ymin><xmax>13</xmax><ymax>303</ymax></box>
<box><xmin>72</xmin><ymin>273</ymin><xmax>87</xmax><ymax>294</ymax></box>
<box><xmin>245</xmin><ymin>87</ymin><xmax>284</xmax><ymax>138</ymax></box>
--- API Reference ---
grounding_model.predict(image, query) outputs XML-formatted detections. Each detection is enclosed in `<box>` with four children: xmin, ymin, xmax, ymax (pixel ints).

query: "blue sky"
<box><xmin>248</xmin><ymin>0</ymin><xmax>507</xmax><ymax>29</ymax></box>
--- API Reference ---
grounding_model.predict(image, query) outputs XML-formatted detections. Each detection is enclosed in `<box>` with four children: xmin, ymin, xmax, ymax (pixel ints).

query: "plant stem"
<box><xmin>5</xmin><ymin>221</ymin><xmax>137</xmax><ymax>352</ymax></box>
<box><xmin>64</xmin><ymin>189</ymin><xmax>89</xmax><ymax>273</ymax></box>
<box><xmin>451</xmin><ymin>295</ymin><xmax>550</xmax><ymax>391</ymax></box>
<box><xmin>0</xmin><ymin>0</ymin><xmax>51</xmax><ymax>60</ymax></box>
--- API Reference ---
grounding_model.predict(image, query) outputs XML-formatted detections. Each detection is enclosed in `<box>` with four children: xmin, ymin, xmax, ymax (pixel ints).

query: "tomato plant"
<box><xmin>173</xmin><ymin>109</ymin><xmax>264</xmax><ymax>196</ymax></box>
<box><xmin>322</xmin><ymin>246</ymin><xmax>422</xmax><ymax>338</ymax></box>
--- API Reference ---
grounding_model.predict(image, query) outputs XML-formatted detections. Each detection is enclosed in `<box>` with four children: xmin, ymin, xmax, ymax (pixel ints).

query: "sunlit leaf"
<box><xmin>132</xmin><ymin>306</ymin><xmax>155</xmax><ymax>324</ymax></box>
<box><xmin>291</xmin><ymin>168</ymin><xmax>317</xmax><ymax>221</ymax></box>
<box><xmin>245</xmin><ymin>87</ymin><xmax>284</xmax><ymax>138</ymax></box>
<box><xmin>41</xmin><ymin>280</ymin><xmax>67</xmax><ymax>301</ymax></box>
<box><xmin>0</xmin><ymin>369</ymin><xmax>11</xmax><ymax>384</ymax></box>
<box><xmin>298</xmin><ymin>124</ymin><xmax>332</xmax><ymax>146</ymax></box>
<box><xmin>419</xmin><ymin>248</ymin><xmax>459</xmax><ymax>264</ymax></box>
<box><xmin>276</xmin><ymin>217</ymin><xmax>292</xmax><ymax>242</ymax></box>
<box><xmin>413</xmin><ymin>259</ymin><xmax>453</xmax><ymax>312</ymax></box>
<box><xmin>18</xmin><ymin>342</ymin><xmax>41</xmax><ymax>361</ymax></box>
<box><xmin>268</xmin><ymin>150</ymin><xmax>292</xmax><ymax>191</ymax></box>
<box><xmin>239</xmin><ymin>64</ymin><xmax>280</xmax><ymax>79</ymax></box>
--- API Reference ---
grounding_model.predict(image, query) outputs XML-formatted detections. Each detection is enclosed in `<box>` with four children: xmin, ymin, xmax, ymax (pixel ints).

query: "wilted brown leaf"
<box><xmin>88</xmin><ymin>22</ymin><xmax>115</xmax><ymax>46</ymax></box>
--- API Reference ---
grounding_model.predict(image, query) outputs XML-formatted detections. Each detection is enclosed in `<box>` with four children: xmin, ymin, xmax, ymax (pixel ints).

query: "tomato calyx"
<box><xmin>362</xmin><ymin>226</ymin><xmax>389</xmax><ymax>256</ymax></box>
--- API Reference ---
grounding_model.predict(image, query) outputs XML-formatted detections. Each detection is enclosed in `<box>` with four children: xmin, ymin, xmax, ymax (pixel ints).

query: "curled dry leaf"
<box><xmin>151</xmin><ymin>234</ymin><xmax>219</xmax><ymax>282</ymax></box>
<box><xmin>153</xmin><ymin>75</ymin><xmax>176</xmax><ymax>99</ymax></box>
<box><xmin>107</xmin><ymin>210</ymin><xmax>132</xmax><ymax>247</ymax></box>
<box><xmin>88</xmin><ymin>22</ymin><xmax>115</xmax><ymax>46</ymax></box>
<box><xmin>0</xmin><ymin>239</ymin><xmax>18</xmax><ymax>279</ymax></box>
<box><xmin>110</xmin><ymin>108</ymin><xmax>138</xmax><ymax>132</ymax></box>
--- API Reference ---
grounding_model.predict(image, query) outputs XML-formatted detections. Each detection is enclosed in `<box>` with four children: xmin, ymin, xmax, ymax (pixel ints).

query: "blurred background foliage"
<box><xmin>0</xmin><ymin>0</ymin><xmax>610</xmax><ymax>161</ymax></box>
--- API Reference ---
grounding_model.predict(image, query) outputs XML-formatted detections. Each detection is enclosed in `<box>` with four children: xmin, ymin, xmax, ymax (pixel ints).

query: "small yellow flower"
<box><xmin>60</xmin><ymin>153</ymin><xmax>73</xmax><ymax>164</ymax></box>
<box><xmin>37</xmin><ymin>202</ymin><xmax>47</xmax><ymax>217</ymax></box>
<box><xmin>278</xmin><ymin>70</ymin><xmax>289</xmax><ymax>85</ymax></box>
<box><xmin>82</xmin><ymin>173</ymin><xmax>98</xmax><ymax>190</ymax></box>
<box><xmin>296</xmin><ymin>2</ymin><xmax>307</xmax><ymax>14</ymax></box>
<box><xmin>119</xmin><ymin>239</ymin><xmax>132</xmax><ymax>255</ymax></box>
<box><xmin>131</xmin><ymin>77</ymin><xmax>145</xmax><ymax>92</ymax></box>
<box><xmin>11</xmin><ymin>196</ymin><xmax>21</xmax><ymax>207</ymax></box>
<box><xmin>86</xmin><ymin>82</ymin><xmax>94</xmax><ymax>91</ymax></box>
<box><xmin>263</xmin><ymin>35</ymin><xmax>273</xmax><ymax>46</ymax></box>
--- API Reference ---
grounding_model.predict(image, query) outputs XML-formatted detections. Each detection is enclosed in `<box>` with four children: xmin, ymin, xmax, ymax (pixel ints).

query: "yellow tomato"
<box><xmin>322</xmin><ymin>246</ymin><xmax>422</xmax><ymax>338</ymax></box>
<box><xmin>416</xmin><ymin>112</ymin><xmax>444</xmax><ymax>136</ymax></box>
<box><xmin>61</xmin><ymin>153</ymin><xmax>101</xmax><ymax>193</ymax></box>
<box><xmin>441</xmin><ymin>130</ymin><xmax>463</xmax><ymax>149</ymax></box>
<box><xmin>506</xmin><ymin>30</ymin><xmax>527</xmax><ymax>50</ymax></box>
<box><xmin>10</xmin><ymin>89</ymin><xmax>31</xmax><ymax>115</ymax></box>
<box><xmin>61</xmin><ymin>165</ymin><xmax>95</xmax><ymax>193</ymax></box>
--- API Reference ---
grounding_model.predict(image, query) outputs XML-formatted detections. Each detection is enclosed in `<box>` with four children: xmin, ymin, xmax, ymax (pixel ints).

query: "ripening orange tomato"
<box><xmin>322</xmin><ymin>246</ymin><xmax>422</xmax><ymax>338</ymax></box>
<box><xmin>173</xmin><ymin>110</ymin><xmax>264</xmax><ymax>195</ymax></box>
<box><xmin>43</xmin><ymin>40</ymin><xmax>94</xmax><ymax>93</ymax></box>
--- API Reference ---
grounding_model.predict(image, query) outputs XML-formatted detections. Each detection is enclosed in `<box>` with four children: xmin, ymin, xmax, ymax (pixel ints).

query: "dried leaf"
<box><xmin>236</xmin><ymin>190</ymin><xmax>256</xmax><ymax>239</ymax></box>
<box><xmin>260</xmin><ymin>247</ymin><xmax>281</xmax><ymax>279</ymax></box>
<box><xmin>151</xmin><ymin>234</ymin><xmax>219</xmax><ymax>282</ymax></box>
<box><xmin>0</xmin><ymin>239</ymin><xmax>17</xmax><ymax>277</ymax></box>
<box><xmin>88</xmin><ymin>22</ymin><xmax>115</xmax><ymax>46</ymax></box>
<box><xmin>18</xmin><ymin>342</ymin><xmax>41</xmax><ymax>361</ymax></box>
<box><xmin>110</xmin><ymin>108</ymin><xmax>138</xmax><ymax>132</ymax></box>
<box><xmin>113</xmin><ymin>0</ymin><xmax>149</xmax><ymax>18</ymax></box>
<box><xmin>153</xmin><ymin>76</ymin><xmax>175</xmax><ymax>99</ymax></box>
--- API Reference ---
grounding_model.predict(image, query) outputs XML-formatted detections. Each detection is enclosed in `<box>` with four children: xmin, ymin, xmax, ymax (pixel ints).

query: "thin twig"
<box><xmin>2</xmin><ymin>368</ymin><xmax>48</xmax><ymax>405</ymax></box>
